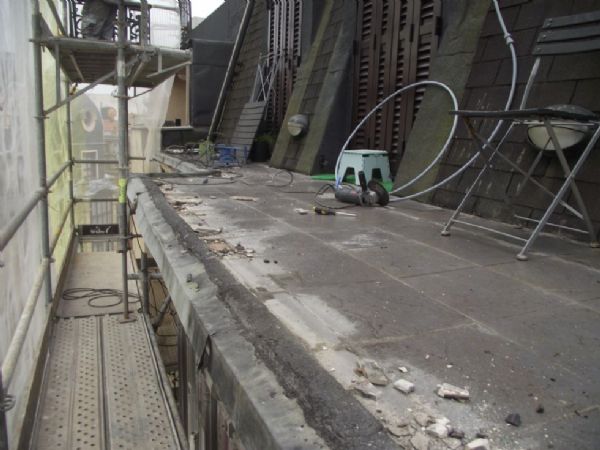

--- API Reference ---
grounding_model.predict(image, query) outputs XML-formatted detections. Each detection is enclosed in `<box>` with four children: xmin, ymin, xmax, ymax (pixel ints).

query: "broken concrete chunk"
<box><xmin>393</xmin><ymin>378</ymin><xmax>415</xmax><ymax>394</ymax></box>
<box><xmin>413</xmin><ymin>412</ymin><xmax>435</xmax><ymax>427</ymax></box>
<box><xmin>356</xmin><ymin>359</ymin><xmax>390</xmax><ymax>386</ymax></box>
<box><xmin>436</xmin><ymin>383</ymin><xmax>470</xmax><ymax>400</ymax></box>
<box><xmin>505</xmin><ymin>413</ymin><xmax>521</xmax><ymax>427</ymax></box>
<box><xmin>448</xmin><ymin>429</ymin><xmax>465</xmax><ymax>440</ymax></box>
<box><xmin>294</xmin><ymin>208</ymin><xmax>309</xmax><ymax>215</ymax></box>
<box><xmin>398</xmin><ymin>366</ymin><xmax>408</xmax><ymax>373</ymax></box>
<box><xmin>352</xmin><ymin>380</ymin><xmax>381</xmax><ymax>400</ymax></box>
<box><xmin>410</xmin><ymin>431</ymin><xmax>430</xmax><ymax>450</ymax></box>
<box><xmin>387</xmin><ymin>423</ymin><xmax>412</xmax><ymax>438</ymax></box>
<box><xmin>425</xmin><ymin>421</ymin><xmax>450</xmax><ymax>439</ymax></box>
<box><xmin>466</xmin><ymin>438</ymin><xmax>490</xmax><ymax>450</ymax></box>
<box><xmin>231</xmin><ymin>195</ymin><xmax>257</xmax><ymax>202</ymax></box>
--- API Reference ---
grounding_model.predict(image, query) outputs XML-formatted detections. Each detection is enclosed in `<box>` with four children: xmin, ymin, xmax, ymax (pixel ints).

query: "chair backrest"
<box><xmin>533</xmin><ymin>10</ymin><xmax>600</xmax><ymax>56</ymax></box>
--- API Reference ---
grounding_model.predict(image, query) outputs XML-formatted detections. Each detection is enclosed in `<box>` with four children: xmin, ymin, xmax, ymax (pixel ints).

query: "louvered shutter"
<box><xmin>266</xmin><ymin>0</ymin><xmax>302</xmax><ymax>131</ymax></box>
<box><xmin>352</xmin><ymin>0</ymin><xmax>441</xmax><ymax>171</ymax></box>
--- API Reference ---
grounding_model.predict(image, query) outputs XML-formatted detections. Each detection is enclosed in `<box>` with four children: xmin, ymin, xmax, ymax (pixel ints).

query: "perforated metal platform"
<box><xmin>30</xmin><ymin>316</ymin><xmax>182</xmax><ymax>450</ymax></box>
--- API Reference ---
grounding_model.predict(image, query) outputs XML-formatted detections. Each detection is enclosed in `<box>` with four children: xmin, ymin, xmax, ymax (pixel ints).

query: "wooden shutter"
<box><xmin>352</xmin><ymin>0</ymin><xmax>441</xmax><ymax>170</ymax></box>
<box><xmin>266</xmin><ymin>0</ymin><xmax>302</xmax><ymax>131</ymax></box>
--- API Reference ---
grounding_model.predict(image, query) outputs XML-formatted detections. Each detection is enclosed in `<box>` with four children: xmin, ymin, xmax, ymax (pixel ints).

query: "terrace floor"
<box><xmin>139</xmin><ymin>161</ymin><xmax>600</xmax><ymax>450</ymax></box>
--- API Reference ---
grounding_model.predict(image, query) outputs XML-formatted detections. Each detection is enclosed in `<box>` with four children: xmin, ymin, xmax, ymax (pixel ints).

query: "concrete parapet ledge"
<box><xmin>128</xmin><ymin>175</ymin><xmax>401</xmax><ymax>450</ymax></box>
<box><xmin>128</xmin><ymin>176</ymin><xmax>326</xmax><ymax>450</ymax></box>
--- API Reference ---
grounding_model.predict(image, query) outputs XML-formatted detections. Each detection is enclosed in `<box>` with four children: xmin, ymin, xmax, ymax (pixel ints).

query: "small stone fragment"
<box><xmin>352</xmin><ymin>380</ymin><xmax>381</xmax><ymax>400</ymax></box>
<box><xmin>356</xmin><ymin>359</ymin><xmax>390</xmax><ymax>386</ymax></box>
<box><xmin>398</xmin><ymin>366</ymin><xmax>408</xmax><ymax>373</ymax></box>
<box><xmin>387</xmin><ymin>423</ymin><xmax>411</xmax><ymax>438</ymax></box>
<box><xmin>448</xmin><ymin>429</ymin><xmax>464</xmax><ymax>440</ymax></box>
<box><xmin>425</xmin><ymin>421</ymin><xmax>449</xmax><ymax>439</ymax></box>
<box><xmin>294</xmin><ymin>208</ymin><xmax>309</xmax><ymax>215</ymax></box>
<box><xmin>413</xmin><ymin>412</ymin><xmax>434</xmax><ymax>427</ymax></box>
<box><xmin>436</xmin><ymin>383</ymin><xmax>470</xmax><ymax>400</ymax></box>
<box><xmin>475</xmin><ymin>430</ymin><xmax>488</xmax><ymax>439</ymax></box>
<box><xmin>505</xmin><ymin>413</ymin><xmax>522</xmax><ymax>427</ymax></box>
<box><xmin>393</xmin><ymin>378</ymin><xmax>415</xmax><ymax>394</ymax></box>
<box><xmin>410</xmin><ymin>431</ymin><xmax>430</xmax><ymax>450</ymax></box>
<box><xmin>466</xmin><ymin>438</ymin><xmax>490</xmax><ymax>450</ymax></box>
<box><xmin>231</xmin><ymin>195</ymin><xmax>257</xmax><ymax>202</ymax></box>
<box><xmin>209</xmin><ymin>195</ymin><xmax>217</xmax><ymax>199</ymax></box>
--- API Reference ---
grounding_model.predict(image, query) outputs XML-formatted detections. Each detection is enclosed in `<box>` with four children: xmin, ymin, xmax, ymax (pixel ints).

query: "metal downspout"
<box><xmin>32</xmin><ymin>0</ymin><xmax>54</xmax><ymax>305</ymax></box>
<box><xmin>207</xmin><ymin>0</ymin><xmax>255</xmax><ymax>141</ymax></box>
<box><xmin>117</xmin><ymin>2</ymin><xmax>131</xmax><ymax>320</ymax></box>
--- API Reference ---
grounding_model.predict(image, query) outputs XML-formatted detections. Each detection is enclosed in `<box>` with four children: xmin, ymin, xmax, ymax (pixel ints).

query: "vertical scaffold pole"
<box><xmin>117</xmin><ymin>2</ymin><xmax>131</xmax><ymax>320</ymax></box>
<box><xmin>63</xmin><ymin>0</ymin><xmax>75</xmax><ymax>234</ymax></box>
<box><xmin>32</xmin><ymin>0</ymin><xmax>53</xmax><ymax>304</ymax></box>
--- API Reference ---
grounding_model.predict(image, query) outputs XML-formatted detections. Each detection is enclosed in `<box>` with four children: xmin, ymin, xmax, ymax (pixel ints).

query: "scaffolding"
<box><xmin>0</xmin><ymin>1</ymin><xmax>191</xmax><ymax>447</ymax></box>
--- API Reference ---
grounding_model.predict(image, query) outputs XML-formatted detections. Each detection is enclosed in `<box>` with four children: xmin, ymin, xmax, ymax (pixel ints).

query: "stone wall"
<box><xmin>431</xmin><ymin>0</ymin><xmax>600</xmax><ymax>234</ymax></box>
<box><xmin>270</xmin><ymin>0</ymin><xmax>356</xmax><ymax>173</ymax></box>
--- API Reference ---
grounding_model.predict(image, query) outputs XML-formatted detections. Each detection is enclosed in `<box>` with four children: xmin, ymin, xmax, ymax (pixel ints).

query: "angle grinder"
<box><xmin>334</xmin><ymin>171</ymin><xmax>389</xmax><ymax>206</ymax></box>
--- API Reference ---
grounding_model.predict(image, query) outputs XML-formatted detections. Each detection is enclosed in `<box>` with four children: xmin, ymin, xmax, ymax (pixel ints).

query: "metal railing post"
<box><xmin>32</xmin><ymin>0</ymin><xmax>53</xmax><ymax>304</ymax></box>
<box><xmin>63</xmin><ymin>0</ymin><xmax>75</xmax><ymax>235</ymax></box>
<box><xmin>117</xmin><ymin>1</ymin><xmax>131</xmax><ymax>321</ymax></box>
<box><xmin>0</xmin><ymin>371</ymin><xmax>9</xmax><ymax>450</ymax></box>
<box><xmin>141</xmin><ymin>250</ymin><xmax>150</xmax><ymax>315</ymax></box>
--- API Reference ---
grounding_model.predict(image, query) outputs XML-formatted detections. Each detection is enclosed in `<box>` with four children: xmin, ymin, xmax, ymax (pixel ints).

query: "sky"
<box><xmin>191</xmin><ymin>0</ymin><xmax>225</xmax><ymax>18</ymax></box>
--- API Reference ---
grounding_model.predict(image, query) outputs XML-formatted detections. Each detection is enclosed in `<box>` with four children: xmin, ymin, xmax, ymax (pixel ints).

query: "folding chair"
<box><xmin>441</xmin><ymin>11</ymin><xmax>600</xmax><ymax>260</ymax></box>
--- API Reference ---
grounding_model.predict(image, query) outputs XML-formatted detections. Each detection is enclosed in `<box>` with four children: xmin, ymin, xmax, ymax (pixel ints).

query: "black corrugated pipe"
<box><xmin>207</xmin><ymin>0</ymin><xmax>255</xmax><ymax>141</ymax></box>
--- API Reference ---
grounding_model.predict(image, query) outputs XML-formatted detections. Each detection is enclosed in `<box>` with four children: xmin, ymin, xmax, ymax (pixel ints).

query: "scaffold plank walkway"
<box><xmin>29</xmin><ymin>253</ymin><xmax>183</xmax><ymax>450</ymax></box>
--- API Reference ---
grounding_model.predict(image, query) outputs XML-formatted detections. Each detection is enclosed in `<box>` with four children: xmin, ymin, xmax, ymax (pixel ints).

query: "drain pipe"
<box><xmin>207</xmin><ymin>0</ymin><xmax>255</xmax><ymax>141</ymax></box>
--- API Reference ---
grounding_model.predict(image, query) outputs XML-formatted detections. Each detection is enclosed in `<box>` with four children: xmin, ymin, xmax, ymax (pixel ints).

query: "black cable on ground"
<box><xmin>313</xmin><ymin>184</ymin><xmax>358</xmax><ymax>210</ymax></box>
<box><xmin>62</xmin><ymin>288</ymin><xmax>140</xmax><ymax>308</ymax></box>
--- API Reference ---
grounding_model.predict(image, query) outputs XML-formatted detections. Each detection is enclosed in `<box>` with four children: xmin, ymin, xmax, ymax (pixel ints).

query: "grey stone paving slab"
<box><xmin>154</xmin><ymin>164</ymin><xmax>600</xmax><ymax>450</ymax></box>
<box><xmin>354</xmin><ymin>324</ymin><xmax>598</xmax><ymax>448</ymax></box>
<box><xmin>491</xmin><ymin>304</ymin><xmax>600</xmax><ymax>382</ymax></box>
<box><xmin>295</xmin><ymin>280</ymin><xmax>471</xmax><ymax>340</ymax></box>
<box><xmin>312</xmin><ymin>229</ymin><xmax>476</xmax><ymax>279</ymax></box>
<box><xmin>489</xmin><ymin>256</ymin><xmax>600</xmax><ymax>301</ymax></box>
<box><xmin>402</xmin><ymin>266</ymin><xmax>568</xmax><ymax>322</ymax></box>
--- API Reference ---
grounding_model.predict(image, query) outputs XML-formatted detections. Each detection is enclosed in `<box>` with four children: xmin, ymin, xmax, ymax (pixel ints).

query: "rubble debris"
<box><xmin>207</xmin><ymin>240</ymin><xmax>234</xmax><ymax>255</ymax></box>
<box><xmin>413</xmin><ymin>412</ymin><xmax>435</xmax><ymax>427</ymax></box>
<box><xmin>210</xmin><ymin>195</ymin><xmax>217</xmax><ymax>199</ymax></box>
<box><xmin>410</xmin><ymin>431</ymin><xmax>430</xmax><ymax>450</ymax></box>
<box><xmin>393</xmin><ymin>378</ymin><xmax>415</xmax><ymax>394</ymax></box>
<box><xmin>398</xmin><ymin>366</ymin><xmax>408</xmax><ymax>373</ymax></box>
<box><xmin>356</xmin><ymin>359</ymin><xmax>390</xmax><ymax>386</ymax></box>
<box><xmin>192</xmin><ymin>225</ymin><xmax>222</xmax><ymax>236</ymax></box>
<box><xmin>387</xmin><ymin>423</ymin><xmax>412</xmax><ymax>438</ymax></box>
<box><xmin>436</xmin><ymin>383</ymin><xmax>470</xmax><ymax>400</ymax></box>
<box><xmin>536</xmin><ymin>404</ymin><xmax>545</xmax><ymax>414</ymax></box>
<box><xmin>466</xmin><ymin>438</ymin><xmax>490</xmax><ymax>450</ymax></box>
<box><xmin>448</xmin><ymin>429</ymin><xmax>465</xmax><ymax>440</ymax></box>
<box><xmin>574</xmin><ymin>404</ymin><xmax>599</xmax><ymax>417</ymax></box>
<box><xmin>351</xmin><ymin>380</ymin><xmax>381</xmax><ymax>400</ymax></box>
<box><xmin>505</xmin><ymin>413</ymin><xmax>521</xmax><ymax>427</ymax></box>
<box><xmin>425</xmin><ymin>418</ymin><xmax>450</xmax><ymax>439</ymax></box>
<box><xmin>231</xmin><ymin>195</ymin><xmax>257</xmax><ymax>202</ymax></box>
<box><xmin>294</xmin><ymin>208</ymin><xmax>309</xmax><ymax>215</ymax></box>
<box><xmin>475</xmin><ymin>430</ymin><xmax>488</xmax><ymax>439</ymax></box>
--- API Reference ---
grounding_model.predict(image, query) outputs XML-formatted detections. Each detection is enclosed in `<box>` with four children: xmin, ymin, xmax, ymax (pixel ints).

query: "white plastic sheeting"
<box><xmin>0</xmin><ymin>0</ymin><xmax>47</xmax><ymax>446</ymax></box>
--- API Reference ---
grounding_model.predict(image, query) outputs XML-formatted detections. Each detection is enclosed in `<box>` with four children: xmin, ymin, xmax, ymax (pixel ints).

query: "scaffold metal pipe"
<box><xmin>32</xmin><ymin>0</ymin><xmax>53</xmax><ymax>304</ymax></box>
<box><xmin>1</xmin><ymin>258</ymin><xmax>51</xmax><ymax>389</ymax></box>
<box><xmin>117</xmin><ymin>2</ymin><xmax>130</xmax><ymax>320</ymax></box>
